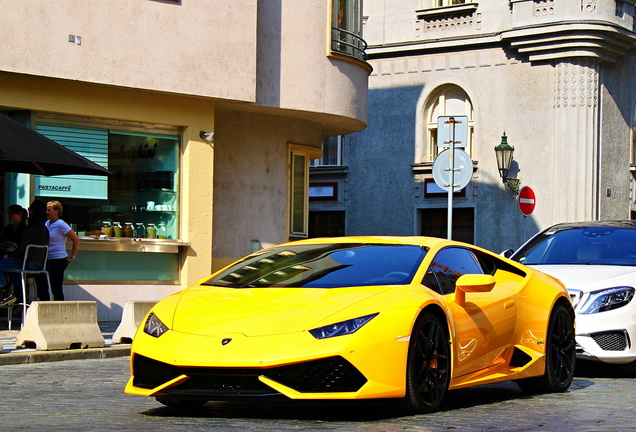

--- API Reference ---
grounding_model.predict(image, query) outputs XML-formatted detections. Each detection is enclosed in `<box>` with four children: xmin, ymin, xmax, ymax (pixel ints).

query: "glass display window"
<box><xmin>33</xmin><ymin>125</ymin><xmax>181</xmax><ymax>240</ymax></box>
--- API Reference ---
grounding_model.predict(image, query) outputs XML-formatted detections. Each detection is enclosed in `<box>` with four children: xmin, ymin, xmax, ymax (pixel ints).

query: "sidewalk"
<box><xmin>0</xmin><ymin>321</ymin><xmax>131</xmax><ymax>365</ymax></box>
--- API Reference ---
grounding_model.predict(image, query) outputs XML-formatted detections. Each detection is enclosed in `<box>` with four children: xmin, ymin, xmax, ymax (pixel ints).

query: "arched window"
<box><xmin>418</xmin><ymin>85</ymin><xmax>474</xmax><ymax>163</ymax></box>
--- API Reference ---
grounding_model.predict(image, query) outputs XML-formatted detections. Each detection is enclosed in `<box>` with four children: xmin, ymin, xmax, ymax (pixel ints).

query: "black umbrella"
<box><xmin>0</xmin><ymin>114</ymin><xmax>112</xmax><ymax>176</ymax></box>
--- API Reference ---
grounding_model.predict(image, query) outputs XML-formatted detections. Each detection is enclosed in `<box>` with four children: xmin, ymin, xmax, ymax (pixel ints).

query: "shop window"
<box><xmin>311</xmin><ymin>135</ymin><xmax>345</xmax><ymax>167</ymax></box>
<box><xmin>420</xmin><ymin>207</ymin><xmax>474</xmax><ymax>244</ymax></box>
<box><xmin>417</xmin><ymin>85</ymin><xmax>474</xmax><ymax>163</ymax></box>
<box><xmin>34</xmin><ymin>123</ymin><xmax>109</xmax><ymax>199</ymax></box>
<box><xmin>33</xmin><ymin>124</ymin><xmax>180</xmax><ymax>242</ymax></box>
<box><xmin>289</xmin><ymin>150</ymin><xmax>309</xmax><ymax>238</ymax></box>
<box><xmin>9</xmin><ymin>117</ymin><xmax>184</xmax><ymax>283</ymax></box>
<box><xmin>331</xmin><ymin>0</ymin><xmax>367</xmax><ymax>61</ymax></box>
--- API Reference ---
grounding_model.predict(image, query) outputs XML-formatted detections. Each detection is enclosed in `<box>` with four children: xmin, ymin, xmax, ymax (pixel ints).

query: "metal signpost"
<box><xmin>432</xmin><ymin>116</ymin><xmax>470</xmax><ymax>240</ymax></box>
<box><xmin>517</xmin><ymin>186</ymin><xmax>536</xmax><ymax>240</ymax></box>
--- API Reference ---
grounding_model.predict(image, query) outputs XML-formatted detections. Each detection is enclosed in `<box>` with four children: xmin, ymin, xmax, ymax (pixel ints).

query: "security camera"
<box><xmin>199</xmin><ymin>130</ymin><xmax>215</xmax><ymax>142</ymax></box>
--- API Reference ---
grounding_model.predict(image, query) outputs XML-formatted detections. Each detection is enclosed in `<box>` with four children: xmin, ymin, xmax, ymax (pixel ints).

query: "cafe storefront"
<box><xmin>5</xmin><ymin>112</ymin><xmax>189</xmax><ymax>320</ymax></box>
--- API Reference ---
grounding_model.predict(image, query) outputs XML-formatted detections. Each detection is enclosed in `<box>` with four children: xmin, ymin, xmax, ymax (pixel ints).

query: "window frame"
<box><xmin>330</xmin><ymin>0</ymin><xmax>367</xmax><ymax>61</ymax></box>
<box><xmin>418</xmin><ymin>85</ymin><xmax>474</xmax><ymax>163</ymax></box>
<box><xmin>631</xmin><ymin>104</ymin><xmax>636</xmax><ymax>166</ymax></box>
<box><xmin>418</xmin><ymin>0</ymin><xmax>469</xmax><ymax>9</ymax></box>
<box><xmin>423</xmin><ymin>246</ymin><xmax>484</xmax><ymax>295</ymax></box>
<box><xmin>289</xmin><ymin>146</ymin><xmax>310</xmax><ymax>238</ymax></box>
<box><xmin>311</xmin><ymin>135</ymin><xmax>345</xmax><ymax>167</ymax></box>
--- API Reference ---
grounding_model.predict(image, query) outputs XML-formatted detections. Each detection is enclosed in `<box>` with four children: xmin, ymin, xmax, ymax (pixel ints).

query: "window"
<box><xmin>309</xmin><ymin>211</ymin><xmax>345</xmax><ymax>238</ymax></box>
<box><xmin>289</xmin><ymin>149</ymin><xmax>309</xmax><ymax>238</ymax></box>
<box><xmin>33</xmin><ymin>124</ymin><xmax>180</xmax><ymax>241</ymax></box>
<box><xmin>423</xmin><ymin>247</ymin><xmax>484</xmax><ymax>295</ymax></box>
<box><xmin>420</xmin><ymin>0</ymin><xmax>467</xmax><ymax>8</ymax></box>
<box><xmin>204</xmin><ymin>243</ymin><xmax>427</xmax><ymax>288</ymax></box>
<box><xmin>28</xmin><ymin>120</ymin><xmax>181</xmax><ymax>283</ymax></box>
<box><xmin>631</xmin><ymin>104</ymin><xmax>636</xmax><ymax>165</ymax></box>
<box><xmin>331</xmin><ymin>0</ymin><xmax>367</xmax><ymax>61</ymax></box>
<box><xmin>311</xmin><ymin>135</ymin><xmax>344</xmax><ymax>167</ymax></box>
<box><xmin>418</xmin><ymin>85</ymin><xmax>473</xmax><ymax>163</ymax></box>
<box><xmin>421</xmin><ymin>207</ymin><xmax>474</xmax><ymax>244</ymax></box>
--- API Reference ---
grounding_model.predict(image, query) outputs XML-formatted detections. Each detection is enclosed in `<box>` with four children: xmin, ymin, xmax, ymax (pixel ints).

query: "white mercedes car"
<box><xmin>509</xmin><ymin>221</ymin><xmax>636</xmax><ymax>373</ymax></box>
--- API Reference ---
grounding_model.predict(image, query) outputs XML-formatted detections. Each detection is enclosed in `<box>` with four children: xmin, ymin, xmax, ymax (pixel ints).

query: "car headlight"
<box><xmin>309</xmin><ymin>313</ymin><xmax>378</xmax><ymax>339</ymax></box>
<box><xmin>143</xmin><ymin>312</ymin><xmax>169</xmax><ymax>338</ymax></box>
<box><xmin>579</xmin><ymin>286</ymin><xmax>635</xmax><ymax>314</ymax></box>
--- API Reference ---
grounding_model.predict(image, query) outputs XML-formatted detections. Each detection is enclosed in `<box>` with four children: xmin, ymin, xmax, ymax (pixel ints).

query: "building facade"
<box><xmin>310</xmin><ymin>0</ymin><xmax>636</xmax><ymax>253</ymax></box>
<box><xmin>0</xmin><ymin>1</ymin><xmax>369</xmax><ymax>320</ymax></box>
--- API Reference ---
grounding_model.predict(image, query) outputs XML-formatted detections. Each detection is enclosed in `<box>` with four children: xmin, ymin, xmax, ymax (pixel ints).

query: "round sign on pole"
<box><xmin>432</xmin><ymin>149</ymin><xmax>473</xmax><ymax>192</ymax></box>
<box><xmin>517</xmin><ymin>186</ymin><xmax>536</xmax><ymax>216</ymax></box>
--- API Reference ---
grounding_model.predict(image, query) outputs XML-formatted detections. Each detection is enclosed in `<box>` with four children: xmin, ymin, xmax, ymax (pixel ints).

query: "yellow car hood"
<box><xmin>170</xmin><ymin>285</ymin><xmax>393</xmax><ymax>337</ymax></box>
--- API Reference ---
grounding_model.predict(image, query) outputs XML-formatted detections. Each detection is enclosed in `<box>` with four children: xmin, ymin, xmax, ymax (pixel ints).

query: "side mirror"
<box><xmin>455</xmin><ymin>274</ymin><xmax>496</xmax><ymax>306</ymax></box>
<box><xmin>500</xmin><ymin>249</ymin><xmax>514</xmax><ymax>259</ymax></box>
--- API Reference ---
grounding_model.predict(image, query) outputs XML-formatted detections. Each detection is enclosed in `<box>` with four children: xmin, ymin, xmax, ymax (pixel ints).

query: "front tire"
<box><xmin>517</xmin><ymin>302</ymin><xmax>575</xmax><ymax>393</ymax></box>
<box><xmin>399</xmin><ymin>311</ymin><xmax>451</xmax><ymax>414</ymax></box>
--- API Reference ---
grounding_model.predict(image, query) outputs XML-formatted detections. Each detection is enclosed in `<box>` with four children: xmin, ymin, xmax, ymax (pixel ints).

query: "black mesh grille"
<box><xmin>267</xmin><ymin>356</ymin><xmax>367</xmax><ymax>393</ymax></box>
<box><xmin>591</xmin><ymin>330</ymin><xmax>629</xmax><ymax>351</ymax></box>
<box><xmin>132</xmin><ymin>354</ymin><xmax>183</xmax><ymax>389</ymax></box>
<box><xmin>132</xmin><ymin>354</ymin><xmax>367</xmax><ymax>395</ymax></box>
<box><xmin>172</xmin><ymin>369</ymin><xmax>276</xmax><ymax>395</ymax></box>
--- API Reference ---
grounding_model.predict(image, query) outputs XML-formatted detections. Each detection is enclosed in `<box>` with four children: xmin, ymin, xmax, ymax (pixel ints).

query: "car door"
<box><xmin>423</xmin><ymin>247</ymin><xmax>518</xmax><ymax>378</ymax></box>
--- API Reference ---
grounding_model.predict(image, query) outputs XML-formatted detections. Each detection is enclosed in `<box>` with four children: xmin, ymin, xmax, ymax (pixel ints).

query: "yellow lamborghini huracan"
<box><xmin>125</xmin><ymin>236</ymin><xmax>575</xmax><ymax>413</ymax></box>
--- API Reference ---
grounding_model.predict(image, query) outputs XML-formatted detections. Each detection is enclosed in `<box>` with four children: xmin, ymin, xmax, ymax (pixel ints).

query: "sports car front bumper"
<box><xmin>124</xmin><ymin>313</ymin><xmax>413</xmax><ymax>401</ymax></box>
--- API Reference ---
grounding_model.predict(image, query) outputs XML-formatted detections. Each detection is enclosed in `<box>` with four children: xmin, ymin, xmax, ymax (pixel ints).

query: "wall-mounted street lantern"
<box><xmin>494</xmin><ymin>132</ymin><xmax>521</xmax><ymax>194</ymax></box>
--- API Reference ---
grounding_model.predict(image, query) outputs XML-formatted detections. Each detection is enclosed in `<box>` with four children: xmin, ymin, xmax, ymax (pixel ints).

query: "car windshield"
<box><xmin>512</xmin><ymin>226</ymin><xmax>636</xmax><ymax>266</ymax></box>
<box><xmin>203</xmin><ymin>243</ymin><xmax>428</xmax><ymax>288</ymax></box>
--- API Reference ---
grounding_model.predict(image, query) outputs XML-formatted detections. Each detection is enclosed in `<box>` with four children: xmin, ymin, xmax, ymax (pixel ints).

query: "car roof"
<box><xmin>543</xmin><ymin>220</ymin><xmax>636</xmax><ymax>233</ymax></box>
<box><xmin>280</xmin><ymin>236</ymin><xmax>455</xmax><ymax>248</ymax></box>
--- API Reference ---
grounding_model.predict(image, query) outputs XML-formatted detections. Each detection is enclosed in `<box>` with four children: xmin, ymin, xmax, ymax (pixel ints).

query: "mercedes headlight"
<box><xmin>144</xmin><ymin>312</ymin><xmax>169</xmax><ymax>338</ymax></box>
<box><xmin>579</xmin><ymin>286</ymin><xmax>635</xmax><ymax>314</ymax></box>
<box><xmin>309</xmin><ymin>313</ymin><xmax>378</xmax><ymax>339</ymax></box>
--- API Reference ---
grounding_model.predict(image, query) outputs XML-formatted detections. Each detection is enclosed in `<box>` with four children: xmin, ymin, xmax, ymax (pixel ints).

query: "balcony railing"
<box><xmin>331</xmin><ymin>27</ymin><xmax>367</xmax><ymax>61</ymax></box>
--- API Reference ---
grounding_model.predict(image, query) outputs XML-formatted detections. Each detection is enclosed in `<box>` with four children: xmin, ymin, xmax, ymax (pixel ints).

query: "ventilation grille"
<box><xmin>591</xmin><ymin>330</ymin><xmax>630</xmax><ymax>351</ymax></box>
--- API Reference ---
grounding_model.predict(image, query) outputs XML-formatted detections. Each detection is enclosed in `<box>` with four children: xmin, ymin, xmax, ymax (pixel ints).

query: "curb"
<box><xmin>0</xmin><ymin>346</ymin><xmax>130</xmax><ymax>365</ymax></box>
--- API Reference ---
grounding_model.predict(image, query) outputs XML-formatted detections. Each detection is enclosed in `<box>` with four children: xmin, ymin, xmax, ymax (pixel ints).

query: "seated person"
<box><xmin>0</xmin><ymin>200</ymin><xmax>49</xmax><ymax>307</ymax></box>
<box><xmin>0</xmin><ymin>204</ymin><xmax>27</xmax><ymax>258</ymax></box>
<box><xmin>1</xmin><ymin>204</ymin><xmax>28</xmax><ymax>243</ymax></box>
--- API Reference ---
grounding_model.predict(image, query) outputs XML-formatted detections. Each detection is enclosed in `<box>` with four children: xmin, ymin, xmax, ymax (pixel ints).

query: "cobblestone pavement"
<box><xmin>0</xmin><ymin>358</ymin><xmax>633</xmax><ymax>432</ymax></box>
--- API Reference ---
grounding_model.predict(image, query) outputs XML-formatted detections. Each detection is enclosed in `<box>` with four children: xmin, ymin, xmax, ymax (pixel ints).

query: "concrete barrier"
<box><xmin>111</xmin><ymin>300</ymin><xmax>156</xmax><ymax>344</ymax></box>
<box><xmin>16</xmin><ymin>301</ymin><xmax>105</xmax><ymax>350</ymax></box>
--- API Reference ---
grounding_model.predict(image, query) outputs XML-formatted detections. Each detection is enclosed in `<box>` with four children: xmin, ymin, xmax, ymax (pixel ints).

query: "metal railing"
<box><xmin>331</xmin><ymin>27</ymin><xmax>367</xmax><ymax>61</ymax></box>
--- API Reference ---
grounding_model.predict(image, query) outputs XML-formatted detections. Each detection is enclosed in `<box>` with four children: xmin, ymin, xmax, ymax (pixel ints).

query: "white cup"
<box><xmin>146</xmin><ymin>201</ymin><xmax>155</xmax><ymax>211</ymax></box>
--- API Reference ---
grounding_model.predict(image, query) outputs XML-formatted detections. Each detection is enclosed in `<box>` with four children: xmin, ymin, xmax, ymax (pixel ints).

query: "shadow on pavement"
<box><xmin>142</xmin><ymin>399</ymin><xmax>403</xmax><ymax>421</ymax></box>
<box><xmin>140</xmin><ymin>381</ymin><xmax>554</xmax><ymax>421</ymax></box>
<box><xmin>139</xmin><ymin>373</ymin><xmax>606</xmax><ymax>421</ymax></box>
<box><xmin>575</xmin><ymin>358</ymin><xmax>636</xmax><ymax>378</ymax></box>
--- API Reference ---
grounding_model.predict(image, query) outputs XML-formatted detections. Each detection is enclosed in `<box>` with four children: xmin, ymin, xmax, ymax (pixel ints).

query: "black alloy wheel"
<box><xmin>517</xmin><ymin>302</ymin><xmax>575</xmax><ymax>393</ymax></box>
<box><xmin>400</xmin><ymin>311</ymin><xmax>451</xmax><ymax>414</ymax></box>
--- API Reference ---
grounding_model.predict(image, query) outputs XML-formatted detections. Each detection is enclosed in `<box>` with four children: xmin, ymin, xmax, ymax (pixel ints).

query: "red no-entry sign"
<box><xmin>518</xmin><ymin>186</ymin><xmax>536</xmax><ymax>216</ymax></box>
